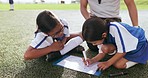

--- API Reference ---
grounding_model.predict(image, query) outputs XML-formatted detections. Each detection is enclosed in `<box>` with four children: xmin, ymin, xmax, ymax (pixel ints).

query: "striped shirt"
<box><xmin>107</xmin><ymin>22</ymin><xmax>147</xmax><ymax>53</ymax></box>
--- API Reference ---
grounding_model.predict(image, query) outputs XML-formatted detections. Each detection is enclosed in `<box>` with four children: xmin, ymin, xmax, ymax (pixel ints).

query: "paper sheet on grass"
<box><xmin>53</xmin><ymin>55</ymin><xmax>101</xmax><ymax>76</ymax></box>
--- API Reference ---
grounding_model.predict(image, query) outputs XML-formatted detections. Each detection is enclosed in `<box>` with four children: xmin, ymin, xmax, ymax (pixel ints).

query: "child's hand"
<box><xmin>97</xmin><ymin>61</ymin><xmax>111</xmax><ymax>71</ymax></box>
<box><xmin>50</xmin><ymin>41</ymin><xmax>64</xmax><ymax>51</ymax></box>
<box><xmin>82</xmin><ymin>58</ymin><xmax>93</xmax><ymax>66</ymax></box>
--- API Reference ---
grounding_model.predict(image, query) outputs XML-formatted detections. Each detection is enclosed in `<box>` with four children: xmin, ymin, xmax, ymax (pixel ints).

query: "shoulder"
<box><xmin>35</xmin><ymin>32</ymin><xmax>53</xmax><ymax>40</ymax></box>
<box><xmin>109</xmin><ymin>22</ymin><xmax>130</xmax><ymax>35</ymax></box>
<box><xmin>35</xmin><ymin>32</ymin><xmax>48</xmax><ymax>39</ymax></box>
<box><xmin>31</xmin><ymin>32</ymin><xmax>53</xmax><ymax>49</ymax></box>
<box><xmin>60</xmin><ymin>19</ymin><xmax>68</xmax><ymax>26</ymax></box>
<box><xmin>109</xmin><ymin>22</ymin><xmax>128</xmax><ymax>30</ymax></box>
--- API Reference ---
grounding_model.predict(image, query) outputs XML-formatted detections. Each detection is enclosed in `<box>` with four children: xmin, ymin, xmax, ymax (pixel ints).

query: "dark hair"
<box><xmin>36</xmin><ymin>10</ymin><xmax>59</xmax><ymax>34</ymax></box>
<box><xmin>82</xmin><ymin>17</ymin><xmax>107</xmax><ymax>41</ymax></box>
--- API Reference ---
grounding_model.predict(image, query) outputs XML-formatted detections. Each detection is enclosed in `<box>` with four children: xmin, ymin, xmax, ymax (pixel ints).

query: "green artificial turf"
<box><xmin>0</xmin><ymin>10</ymin><xmax>148</xmax><ymax>78</ymax></box>
<box><xmin>0</xmin><ymin>2</ymin><xmax>148</xmax><ymax>11</ymax></box>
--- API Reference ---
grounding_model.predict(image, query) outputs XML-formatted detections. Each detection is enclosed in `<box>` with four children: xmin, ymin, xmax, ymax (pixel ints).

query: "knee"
<box><xmin>101</xmin><ymin>44</ymin><xmax>116</xmax><ymax>54</ymax></box>
<box><xmin>113</xmin><ymin>63</ymin><xmax>126</xmax><ymax>69</ymax></box>
<box><xmin>101</xmin><ymin>45</ymin><xmax>109</xmax><ymax>54</ymax></box>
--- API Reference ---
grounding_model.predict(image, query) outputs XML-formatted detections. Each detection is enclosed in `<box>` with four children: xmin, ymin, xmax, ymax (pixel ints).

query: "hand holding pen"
<box><xmin>82</xmin><ymin>51</ymin><xmax>89</xmax><ymax>66</ymax></box>
<box><xmin>82</xmin><ymin>51</ymin><xmax>93</xmax><ymax>66</ymax></box>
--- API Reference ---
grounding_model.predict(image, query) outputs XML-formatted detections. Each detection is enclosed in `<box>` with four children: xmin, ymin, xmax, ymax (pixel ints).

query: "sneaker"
<box><xmin>9</xmin><ymin>9</ymin><xmax>14</xmax><ymax>11</ymax></box>
<box><xmin>46</xmin><ymin>51</ymin><xmax>62</xmax><ymax>62</ymax></box>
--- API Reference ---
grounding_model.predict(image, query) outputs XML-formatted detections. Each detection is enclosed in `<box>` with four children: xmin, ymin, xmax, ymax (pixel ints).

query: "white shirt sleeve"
<box><xmin>97</xmin><ymin>44</ymin><xmax>103</xmax><ymax>53</ymax></box>
<box><xmin>110</xmin><ymin>22</ymin><xmax>138</xmax><ymax>53</ymax></box>
<box><xmin>60</xmin><ymin>19</ymin><xmax>70</xmax><ymax>37</ymax></box>
<box><xmin>64</xmin><ymin>27</ymin><xmax>70</xmax><ymax>37</ymax></box>
<box><xmin>30</xmin><ymin>32</ymin><xmax>53</xmax><ymax>49</ymax></box>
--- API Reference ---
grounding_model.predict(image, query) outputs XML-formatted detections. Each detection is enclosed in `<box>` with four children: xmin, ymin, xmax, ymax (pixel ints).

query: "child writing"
<box><xmin>82</xmin><ymin>17</ymin><xmax>148</xmax><ymax>70</ymax></box>
<box><xmin>24</xmin><ymin>10</ymin><xmax>84</xmax><ymax>61</ymax></box>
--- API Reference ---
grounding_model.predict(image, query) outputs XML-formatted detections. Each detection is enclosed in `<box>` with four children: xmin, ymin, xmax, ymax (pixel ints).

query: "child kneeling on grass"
<box><xmin>82</xmin><ymin>16</ymin><xmax>148</xmax><ymax>70</ymax></box>
<box><xmin>24</xmin><ymin>10</ymin><xmax>84</xmax><ymax>61</ymax></box>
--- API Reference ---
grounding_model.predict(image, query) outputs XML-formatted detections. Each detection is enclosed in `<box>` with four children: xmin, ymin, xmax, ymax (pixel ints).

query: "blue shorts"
<box><xmin>124</xmin><ymin>41</ymin><xmax>148</xmax><ymax>64</ymax></box>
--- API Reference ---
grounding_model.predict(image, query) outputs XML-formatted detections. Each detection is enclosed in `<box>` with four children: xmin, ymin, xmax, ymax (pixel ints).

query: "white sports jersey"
<box><xmin>108</xmin><ymin>22</ymin><xmax>146</xmax><ymax>53</ymax></box>
<box><xmin>97</xmin><ymin>22</ymin><xmax>148</xmax><ymax>64</ymax></box>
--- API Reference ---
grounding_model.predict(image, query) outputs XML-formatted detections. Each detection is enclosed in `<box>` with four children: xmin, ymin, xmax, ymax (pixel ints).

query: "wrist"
<box><xmin>47</xmin><ymin>46</ymin><xmax>53</xmax><ymax>53</ymax></box>
<box><xmin>106</xmin><ymin>60</ymin><xmax>113</xmax><ymax>66</ymax></box>
<box><xmin>90</xmin><ymin>58</ymin><xmax>96</xmax><ymax>64</ymax></box>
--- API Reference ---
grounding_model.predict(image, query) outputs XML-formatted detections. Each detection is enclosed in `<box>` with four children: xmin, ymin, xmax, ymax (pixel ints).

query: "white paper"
<box><xmin>57</xmin><ymin>55</ymin><xmax>99</xmax><ymax>75</ymax></box>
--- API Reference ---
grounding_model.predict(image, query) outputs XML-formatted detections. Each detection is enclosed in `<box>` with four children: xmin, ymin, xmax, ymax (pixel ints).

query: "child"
<box><xmin>24</xmin><ymin>10</ymin><xmax>84</xmax><ymax>61</ymax></box>
<box><xmin>82</xmin><ymin>17</ymin><xmax>148</xmax><ymax>70</ymax></box>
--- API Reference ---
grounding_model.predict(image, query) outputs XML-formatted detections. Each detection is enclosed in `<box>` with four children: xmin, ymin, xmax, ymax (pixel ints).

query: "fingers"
<box><xmin>97</xmin><ymin>62</ymin><xmax>108</xmax><ymax>71</ymax></box>
<box><xmin>51</xmin><ymin>41</ymin><xmax>64</xmax><ymax>51</ymax></box>
<box><xmin>82</xmin><ymin>58</ymin><xmax>90</xmax><ymax>66</ymax></box>
<box><xmin>98</xmin><ymin>64</ymin><xmax>107</xmax><ymax>71</ymax></box>
<box><xmin>82</xmin><ymin>58</ymin><xmax>87</xmax><ymax>65</ymax></box>
<box><xmin>56</xmin><ymin>41</ymin><xmax>64</xmax><ymax>48</ymax></box>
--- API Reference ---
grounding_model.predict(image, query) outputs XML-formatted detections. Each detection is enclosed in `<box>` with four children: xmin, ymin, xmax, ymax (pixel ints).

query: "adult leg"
<box><xmin>9</xmin><ymin>0</ymin><xmax>14</xmax><ymax>11</ymax></box>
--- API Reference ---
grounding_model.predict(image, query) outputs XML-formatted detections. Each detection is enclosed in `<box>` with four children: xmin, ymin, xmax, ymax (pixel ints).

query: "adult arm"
<box><xmin>80</xmin><ymin>0</ymin><xmax>90</xmax><ymax>19</ymax></box>
<box><xmin>124</xmin><ymin>0</ymin><xmax>138</xmax><ymax>26</ymax></box>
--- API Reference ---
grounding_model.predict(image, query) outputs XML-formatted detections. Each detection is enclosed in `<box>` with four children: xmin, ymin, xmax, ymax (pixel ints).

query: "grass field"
<box><xmin>0</xmin><ymin>1</ymin><xmax>148</xmax><ymax>78</ymax></box>
<box><xmin>0</xmin><ymin>10</ymin><xmax>148</xmax><ymax>78</ymax></box>
<box><xmin>0</xmin><ymin>3</ymin><xmax>148</xmax><ymax>10</ymax></box>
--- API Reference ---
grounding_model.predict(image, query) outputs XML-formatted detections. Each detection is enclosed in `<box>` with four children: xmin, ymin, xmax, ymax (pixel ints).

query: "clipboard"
<box><xmin>53</xmin><ymin>55</ymin><xmax>101</xmax><ymax>76</ymax></box>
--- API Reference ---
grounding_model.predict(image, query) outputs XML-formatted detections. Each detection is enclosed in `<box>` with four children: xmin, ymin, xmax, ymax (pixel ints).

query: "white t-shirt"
<box><xmin>88</xmin><ymin>0</ymin><xmax>120</xmax><ymax>18</ymax></box>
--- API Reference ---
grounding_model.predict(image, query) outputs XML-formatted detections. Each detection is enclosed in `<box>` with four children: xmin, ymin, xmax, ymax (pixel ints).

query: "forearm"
<box><xmin>24</xmin><ymin>46</ymin><xmax>53</xmax><ymax>60</ymax></box>
<box><xmin>80</xmin><ymin>8</ymin><xmax>90</xmax><ymax>19</ymax></box>
<box><xmin>125</xmin><ymin>0</ymin><xmax>138</xmax><ymax>26</ymax></box>
<box><xmin>128</xmin><ymin>4</ymin><xmax>138</xmax><ymax>26</ymax></box>
<box><xmin>80</xmin><ymin>0</ymin><xmax>90</xmax><ymax>19</ymax></box>
<box><xmin>91</xmin><ymin>53</ymin><xmax>106</xmax><ymax>63</ymax></box>
<box><xmin>107</xmin><ymin>53</ymin><xmax>126</xmax><ymax>66</ymax></box>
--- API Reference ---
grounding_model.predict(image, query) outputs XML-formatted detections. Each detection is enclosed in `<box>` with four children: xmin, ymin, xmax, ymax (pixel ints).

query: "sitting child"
<box><xmin>82</xmin><ymin>17</ymin><xmax>148</xmax><ymax>70</ymax></box>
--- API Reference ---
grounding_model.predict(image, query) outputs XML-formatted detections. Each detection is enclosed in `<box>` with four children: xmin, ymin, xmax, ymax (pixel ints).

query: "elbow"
<box><xmin>24</xmin><ymin>53</ymin><xmax>32</xmax><ymax>60</ymax></box>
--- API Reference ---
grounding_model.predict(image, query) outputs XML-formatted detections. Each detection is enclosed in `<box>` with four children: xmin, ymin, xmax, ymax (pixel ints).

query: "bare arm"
<box><xmin>24</xmin><ymin>41</ymin><xmax>64</xmax><ymax>60</ymax></box>
<box><xmin>91</xmin><ymin>53</ymin><xmax>106</xmax><ymax>63</ymax></box>
<box><xmin>107</xmin><ymin>53</ymin><xmax>126</xmax><ymax>65</ymax></box>
<box><xmin>80</xmin><ymin>0</ymin><xmax>90</xmax><ymax>19</ymax></box>
<box><xmin>83</xmin><ymin>53</ymin><xmax>106</xmax><ymax>65</ymax></box>
<box><xmin>124</xmin><ymin>0</ymin><xmax>138</xmax><ymax>26</ymax></box>
<box><xmin>98</xmin><ymin>53</ymin><xmax>126</xmax><ymax>70</ymax></box>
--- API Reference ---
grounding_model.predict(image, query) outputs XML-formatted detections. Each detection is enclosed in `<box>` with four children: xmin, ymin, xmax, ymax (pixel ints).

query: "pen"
<box><xmin>109</xmin><ymin>72</ymin><xmax>128</xmax><ymax>77</ymax></box>
<box><xmin>82</xmin><ymin>51</ymin><xmax>89</xmax><ymax>66</ymax></box>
